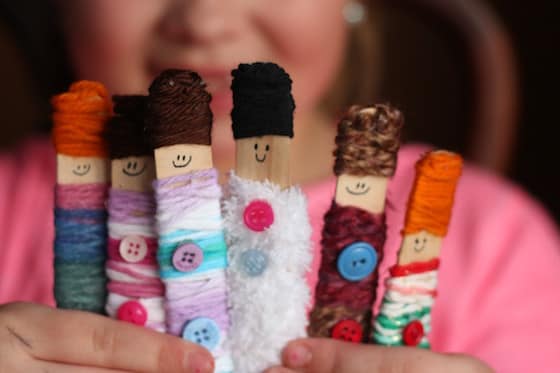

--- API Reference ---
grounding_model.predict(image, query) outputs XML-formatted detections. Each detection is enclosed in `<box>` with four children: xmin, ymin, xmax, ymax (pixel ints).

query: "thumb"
<box><xmin>279</xmin><ymin>338</ymin><xmax>493</xmax><ymax>373</ymax></box>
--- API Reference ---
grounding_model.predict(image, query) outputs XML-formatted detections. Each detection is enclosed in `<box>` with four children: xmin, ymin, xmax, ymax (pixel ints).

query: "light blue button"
<box><xmin>182</xmin><ymin>317</ymin><xmax>220</xmax><ymax>351</ymax></box>
<box><xmin>239</xmin><ymin>249</ymin><xmax>268</xmax><ymax>277</ymax></box>
<box><xmin>337</xmin><ymin>242</ymin><xmax>377</xmax><ymax>282</ymax></box>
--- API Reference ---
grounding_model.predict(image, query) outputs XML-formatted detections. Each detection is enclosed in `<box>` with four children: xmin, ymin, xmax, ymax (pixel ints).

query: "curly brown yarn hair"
<box><xmin>333</xmin><ymin>104</ymin><xmax>403</xmax><ymax>177</ymax></box>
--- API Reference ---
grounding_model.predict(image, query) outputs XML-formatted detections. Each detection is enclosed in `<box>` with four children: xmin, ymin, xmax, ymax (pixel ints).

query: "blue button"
<box><xmin>182</xmin><ymin>317</ymin><xmax>220</xmax><ymax>351</ymax></box>
<box><xmin>239</xmin><ymin>249</ymin><xmax>268</xmax><ymax>277</ymax></box>
<box><xmin>337</xmin><ymin>242</ymin><xmax>378</xmax><ymax>282</ymax></box>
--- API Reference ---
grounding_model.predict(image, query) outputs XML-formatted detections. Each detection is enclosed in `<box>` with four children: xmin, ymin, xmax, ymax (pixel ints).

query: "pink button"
<box><xmin>172</xmin><ymin>243</ymin><xmax>204</xmax><ymax>272</ymax></box>
<box><xmin>117</xmin><ymin>300</ymin><xmax>147</xmax><ymax>326</ymax></box>
<box><xmin>119</xmin><ymin>235</ymin><xmax>148</xmax><ymax>263</ymax></box>
<box><xmin>243</xmin><ymin>200</ymin><xmax>274</xmax><ymax>232</ymax></box>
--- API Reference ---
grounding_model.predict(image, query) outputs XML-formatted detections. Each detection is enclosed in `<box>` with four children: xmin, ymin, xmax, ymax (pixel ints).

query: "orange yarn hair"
<box><xmin>402</xmin><ymin>151</ymin><xmax>463</xmax><ymax>237</ymax></box>
<box><xmin>51</xmin><ymin>81</ymin><xmax>112</xmax><ymax>157</ymax></box>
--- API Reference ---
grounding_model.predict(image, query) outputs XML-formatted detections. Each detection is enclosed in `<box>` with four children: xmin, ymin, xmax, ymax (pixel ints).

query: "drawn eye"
<box><xmin>265</xmin><ymin>144</ymin><xmax>270</xmax><ymax>151</ymax></box>
<box><xmin>254</xmin><ymin>143</ymin><xmax>258</xmax><ymax>150</ymax></box>
<box><xmin>176</xmin><ymin>155</ymin><xmax>181</xmax><ymax>160</ymax></box>
<box><xmin>182</xmin><ymin>155</ymin><xmax>186</xmax><ymax>161</ymax></box>
<box><xmin>415</xmin><ymin>239</ymin><xmax>419</xmax><ymax>244</ymax></box>
<box><xmin>423</xmin><ymin>238</ymin><xmax>427</xmax><ymax>243</ymax></box>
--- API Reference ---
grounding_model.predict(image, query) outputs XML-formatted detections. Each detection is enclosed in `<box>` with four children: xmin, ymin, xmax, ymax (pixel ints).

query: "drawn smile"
<box><xmin>122</xmin><ymin>164</ymin><xmax>146</xmax><ymax>176</ymax></box>
<box><xmin>255</xmin><ymin>153</ymin><xmax>267</xmax><ymax>163</ymax></box>
<box><xmin>345</xmin><ymin>186</ymin><xmax>370</xmax><ymax>196</ymax></box>
<box><xmin>172</xmin><ymin>155</ymin><xmax>192</xmax><ymax>168</ymax></box>
<box><xmin>72</xmin><ymin>164</ymin><xmax>91</xmax><ymax>176</ymax></box>
<box><xmin>414</xmin><ymin>243</ymin><xmax>426</xmax><ymax>252</ymax></box>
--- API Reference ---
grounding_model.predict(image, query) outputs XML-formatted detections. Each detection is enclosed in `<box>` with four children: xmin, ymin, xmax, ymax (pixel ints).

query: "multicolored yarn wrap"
<box><xmin>308</xmin><ymin>104</ymin><xmax>402</xmax><ymax>342</ymax></box>
<box><xmin>105</xmin><ymin>188</ymin><xmax>165</xmax><ymax>331</ymax></box>
<box><xmin>224</xmin><ymin>172</ymin><xmax>312</xmax><ymax>373</ymax></box>
<box><xmin>372</xmin><ymin>151</ymin><xmax>463</xmax><ymax>348</ymax></box>
<box><xmin>308</xmin><ymin>203</ymin><xmax>386</xmax><ymax>340</ymax></box>
<box><xmin>153</xmin><ymin>169</ymin><xmax>233</xmax><ymax>372</ymax></box>
<box><xmin>52</xmin><ymin>81</ymin><xmax>111</xmax><ymax>313</ymax></box>
<box><xmin>372</xmin><ymin>260</ymin><xmax>439</xmax><ymax>348</ymax></box>
<box><xmin>54</xmin><ymin>184</ymin><xmax>108</xmax><ymax>312</ymax></box>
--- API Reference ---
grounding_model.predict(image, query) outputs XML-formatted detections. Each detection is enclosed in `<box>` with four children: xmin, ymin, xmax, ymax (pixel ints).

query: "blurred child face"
<box><xmin>60</xmin><ymin>0</ymin><xmax>349</xmax><ymax>129</ymax></box>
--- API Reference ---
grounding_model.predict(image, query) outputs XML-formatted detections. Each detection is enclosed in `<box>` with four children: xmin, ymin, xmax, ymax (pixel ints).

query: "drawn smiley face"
<box><xmin>172</xmin><ymin>154</ymin><xmax>192</xmax><ymax>168</ymax></box>
<box><xmin>253</xmin><ymin>142</ymin><xmax>270</xmax><ymax>163</ymax></box>
<box><xmin>345</xmin><ymin>181</ymin><xmax>370</xmax><ymax>196</ymax></box>
<box><xmin>413</xmin><ymin>234</ymin><xmax>429</xmax><ymax>252</ymax></box>
<box><xmin>122</xmin><ymin>158</ymin><xmax>147</xmax><ymax>176</ymax></box>
<box><xmin>72</xmin><ymin>163</ymin><xmax>91</xmax><ymax>176</ymax></box>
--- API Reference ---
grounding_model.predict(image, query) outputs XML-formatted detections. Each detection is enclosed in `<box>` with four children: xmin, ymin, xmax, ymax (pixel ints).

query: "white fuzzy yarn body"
<box><xmin>223</xmin><ymin>172</ymin><xmax>312</xmax><ymax>373</ymax></box>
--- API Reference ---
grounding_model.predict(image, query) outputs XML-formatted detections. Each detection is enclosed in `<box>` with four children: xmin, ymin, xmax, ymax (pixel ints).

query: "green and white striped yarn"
<box><xmin>372</xmin><ymin>270</ymin><xmax>438</xmax><ymax>348</ymax></box>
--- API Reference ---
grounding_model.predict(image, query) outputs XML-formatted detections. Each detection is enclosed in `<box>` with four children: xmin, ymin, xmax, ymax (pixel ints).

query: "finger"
<box><xmin>4</xmin><ymin>303</ymin><xmax>213</xmax><ymax>373</ymax></box>
<box><xmin>281</xmin><ymin>338</ymin><xmax>493</xmax><ymax>373</ymax></box>
<box><xmin>264</xmin><ymin>367</ymin><xmax>297</xmax><ymax>373</ymax></box>
<box><xmin>36</xmin><ymin>360</ymin><xmax>129</xmax><ymax>373</ymax></box>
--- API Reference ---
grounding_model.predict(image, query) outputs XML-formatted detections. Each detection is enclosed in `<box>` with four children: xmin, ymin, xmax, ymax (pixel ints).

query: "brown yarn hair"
<box><xmin>333</xmin><ymin>104</ymin><xmax>403</xmax><ymax>177</ymax></box>
<box><xmin>145</xmin><ymin>69</ymin><xmax>213</xmax><ymax>149</ymax></box>
<box><xmin>105</xmin><ymin>95</ymin><xmax>151</xmax><ymax>159</ymax></box>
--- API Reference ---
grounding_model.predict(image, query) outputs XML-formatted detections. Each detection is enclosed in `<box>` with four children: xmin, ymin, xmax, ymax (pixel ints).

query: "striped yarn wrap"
<box><xmin>372</xmin><ymin>269</ymin><xmax>438</xmax><ymax>348</ymax></box>
<box><xmin>153</xmin><ymin>168</ymin><xmax>232</xmax><ymax>373</ymax></box>
<box><xmin>105</xmin><ymin>188</ymin><xmax>165</xmax><ymax>332</ymax></box>
<box><xmin>54</xmin><ymin>183</ymin><xmax>108</xmax><ymax>313</ymax></box>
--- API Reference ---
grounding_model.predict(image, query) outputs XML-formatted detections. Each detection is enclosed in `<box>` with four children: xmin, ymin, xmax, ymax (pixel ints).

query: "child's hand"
<box><xmin>0</xmin><ymin>302</ymin><xmax>213</xmax><ymax>373</ymax></box>
<box><xmin>266</xmin><ymin>338</ymin><xmax>494</xmax><ymax>373</ymax></box>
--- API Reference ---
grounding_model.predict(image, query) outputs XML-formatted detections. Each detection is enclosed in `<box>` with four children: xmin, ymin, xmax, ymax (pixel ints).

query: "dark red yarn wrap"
<box><xmin>308</xmin><ymin>202</ymin><xmax>387</xmax><ymax>338</ymax></box>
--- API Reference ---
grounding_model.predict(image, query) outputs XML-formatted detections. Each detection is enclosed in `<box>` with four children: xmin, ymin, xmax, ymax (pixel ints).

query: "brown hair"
<box><xmin>144</xmin><ymin>69</ymin><xmax>212</xmax><ymax>149</ymax></box>
<box><xmin>333</xmin><ymin>104</ymin><xmax>403</xmax><ymax>177</ymax></box>
<box><xmin>106</xmin><ymin>95</ymin><xmax>151</xmax><ymax>159</ymax></box>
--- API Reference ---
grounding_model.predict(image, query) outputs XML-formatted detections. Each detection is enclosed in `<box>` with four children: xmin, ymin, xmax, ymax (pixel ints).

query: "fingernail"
<box><xmin>286</xmin><ymin>343</ymin><xmax>312</xmax><ymax>368</ymax></box>
<box><xmin>184</xmin><ymin>351</ymin><xmax>214</xmax><ymax>373</ymax></box>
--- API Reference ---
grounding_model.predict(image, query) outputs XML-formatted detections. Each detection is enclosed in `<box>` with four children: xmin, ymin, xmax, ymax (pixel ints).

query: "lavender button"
<box><xmin>172</xmin><ymin>243</ymin><xmax>204</xmax><ymax>272</ymax></box>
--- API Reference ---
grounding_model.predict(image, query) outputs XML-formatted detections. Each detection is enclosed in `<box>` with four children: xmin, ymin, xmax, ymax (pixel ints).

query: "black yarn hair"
<box><xmin>230</xmin><ymin>62</ymin><xmax>295</xmax><ymax>139</ymax></box>
<box><xmin>106</xmin><ymin>95</ymin><xmax>151</xmax><ymax>159</ymax></box>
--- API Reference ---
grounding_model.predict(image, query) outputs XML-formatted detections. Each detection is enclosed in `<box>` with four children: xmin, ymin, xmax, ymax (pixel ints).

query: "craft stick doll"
<box><xmin>223</xmin><ymin>62</ymin><xmax>312</xmax><ymax>373</ymax></box>
<box><xmin>145</xmin><ymin>70</ymin><xmax>233</xmax><ymax>372</ymax></box>
<box><xmin>372</xmin><ymin>151</ymin><xmax>463</xmax><ymax>348</ymax></box>
<box><xmin>51</xmin><ymin>81</ymin><xmax>112</xmax><ymax>313</ymax></box>
<box><xmin>308</xmin><ymin>105</ymin><xmax>403</xmax><ymax>342</ymax></box>
<box><xmin>104</xmin><ymin>95</ymin><xmax>165</xmax><ymax>331</ymax></box>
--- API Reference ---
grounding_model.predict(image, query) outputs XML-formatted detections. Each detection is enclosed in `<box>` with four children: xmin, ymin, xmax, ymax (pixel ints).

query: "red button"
<box><xmin>331</xmin><ymin>319</ymin><xmax>363</xmax><ymax>343</ymax></box>
<box><xmin>117</xmin><ymin>301</ymin><xmax>147</xmax><ymax>326</ymax></box>
<box><xmin>243</xmin><ymin>200</ymin><xmax>274</xmax><ymax>232</ymax></box>
<box><xmin>402</xmin><ymin>320</ymin><xmax>424</xmax><ymax>346</ymax></box>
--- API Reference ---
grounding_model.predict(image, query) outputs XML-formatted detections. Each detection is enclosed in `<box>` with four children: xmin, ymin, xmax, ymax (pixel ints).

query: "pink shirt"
<box><xmin>1</xmin><ymin>138</ymin><xmax>559</xmax><ymax>371</ymax></box>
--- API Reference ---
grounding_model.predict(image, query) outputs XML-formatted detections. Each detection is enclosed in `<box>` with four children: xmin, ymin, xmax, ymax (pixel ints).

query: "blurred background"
<box><xmin>0</xmin><ymin>0</ymin><xmax>557</xmax><ymax>221</ymax></box>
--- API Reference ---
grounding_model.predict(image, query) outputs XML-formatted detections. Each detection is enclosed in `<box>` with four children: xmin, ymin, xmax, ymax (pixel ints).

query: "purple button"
<box><xmin>172</xmin><ymin>243</ymin><xmax>204</xmax><ymax>272</ymax></box>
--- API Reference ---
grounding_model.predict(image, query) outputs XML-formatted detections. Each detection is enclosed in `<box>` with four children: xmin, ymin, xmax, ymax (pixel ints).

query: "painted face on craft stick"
<box><xmin>153</xmin><ymin>144</ymin><xmax>213</xmax><ymax>179</ymax></box>
<box><xmin>397</xmin><ymin>230</ymin><xmax>443</xmax><ymax>265</ymax></box>
<box><xmin>230</xmin><ymin>63</ymin><xmax>295</xmax><ymax>187</ymax></box>
<box><xmin>56</xmin><ymin>154</ymin><xmax>109</xmax><ymax>184</ymax></box>
<box><xmin>111</xmin><ymin>156</ymin><xmax>155</xmax><ymax>192</ymax></box>
<box><xmin>333</xmin><ymin>105</ymin><xmax>403</xmax><ymax>214</ymax></box>
<box><xmin>235</xmin><ymin>135</ymin><xmax>291</xmax><ymax>187</ymax></box>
